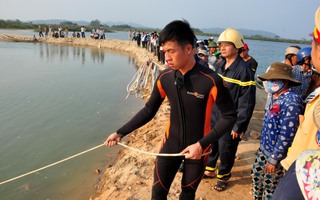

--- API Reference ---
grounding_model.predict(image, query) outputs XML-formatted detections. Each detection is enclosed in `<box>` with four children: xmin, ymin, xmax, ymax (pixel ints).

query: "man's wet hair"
<box><xmin>159</xmin><ymin>20</ymin><xmax>197</xmax><ymax>48</ymax></box>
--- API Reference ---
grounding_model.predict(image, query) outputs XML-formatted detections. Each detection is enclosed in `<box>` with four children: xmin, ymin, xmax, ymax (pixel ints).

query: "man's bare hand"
<box><xmin>104</xmin><ymin>133</ymin><xmax>121</xmax><ymax>147</ymax></box>
<box><xmin>181</xmin><ymin>142</ymin><xmax>203</xmax><ymax>159</ymax></box>
<box><xmin>231</xmin><ymin>130</ymin><xmax>240</xmax><ymax>139</ymax></box>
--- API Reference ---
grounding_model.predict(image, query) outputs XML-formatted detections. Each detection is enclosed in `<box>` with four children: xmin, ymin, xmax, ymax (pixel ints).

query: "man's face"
<box><xmin>198</xmin><ymin>54</ymin><xmax>208</xmax><ymax>62</ymax></box>
<box><xmin>219</xmin><ymin>42</ymin><xmax>238</xmax><ymax>58</ymax></box>
<box><xmin>240</xmin><ymin>49</ymin><xmax>248</xmax><ymax>58</ymax></box>
<box><xmin>291</xmin><ymin>55</ymin><xmax>298</xmax><ymax>66</ymax></box>
<box><xmin>209</xmin><ymin>47</ymin><xmax>217</xmax><ymax>54</ymax></box>
<box><xmin>163</xmin><ymin>41</ymin><xmax>192</xmax><ymax>70</ymax></box>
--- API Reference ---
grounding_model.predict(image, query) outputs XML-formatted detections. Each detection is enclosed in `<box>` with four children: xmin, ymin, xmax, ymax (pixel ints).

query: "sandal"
<box><xmin>213</xmin><ymin>180</ymin><xmax>228</xmax><ymax>191</ymax></box>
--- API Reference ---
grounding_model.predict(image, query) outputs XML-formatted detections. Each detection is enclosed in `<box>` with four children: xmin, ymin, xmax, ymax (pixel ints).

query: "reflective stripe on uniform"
<box><xmin>218</xmin><ymin>74</ymin><xmax>256</xmax><ymax>87</ymax></box>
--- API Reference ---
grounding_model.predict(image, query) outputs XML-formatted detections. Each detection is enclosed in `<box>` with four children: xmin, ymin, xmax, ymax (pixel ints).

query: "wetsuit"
<box><xmin>117</xmin><ymin>62</ymin><xmax>236</xmax><ymax>200</ymax></box>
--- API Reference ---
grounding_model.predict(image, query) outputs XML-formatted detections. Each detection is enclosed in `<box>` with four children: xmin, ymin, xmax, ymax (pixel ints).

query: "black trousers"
<box><xmin>205</xmin><ymin>129</ymin><xmax>240</xmax><ymax>180</ymax></box>
<box><xmin>272</xmin><ymin>161</ymin><xmax>304</xmax><ymax>200</ymax></box>
<box><xmin>152</xmin><ymin>156</ymin><xmax>207</xmax><ymax>200</ymax></box>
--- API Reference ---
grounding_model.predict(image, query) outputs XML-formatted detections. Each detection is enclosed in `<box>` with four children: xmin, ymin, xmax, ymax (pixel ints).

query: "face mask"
<box><xmin>265</xmin><ymin>80</ymin><xmax>285</xmax><ymax>94</ymax></box>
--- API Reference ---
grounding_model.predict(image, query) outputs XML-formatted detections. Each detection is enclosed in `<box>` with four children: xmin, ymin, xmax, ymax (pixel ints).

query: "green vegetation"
<box><xmin>0</xmin><ymin>19</ymin><xmax>34</xmax><ymax>29</ymax></box>
<box><xmin>0</xmin><ymin>19</ymin><xmax>312</xmax><ymax>45</ymax></box>
<box><xmin>89</xmin><ymin>19</ymin><xmax>103</xmax><ymax>27</ymax></box>
<box><xmin>196</xmin><ymin>31</ymin><xmax>311</xmax><ymax>45</ymax></box>
<box><xmin>244</xmin><ymin>34</ymin><xmax>311</xmax><ymax>45</ymax></box>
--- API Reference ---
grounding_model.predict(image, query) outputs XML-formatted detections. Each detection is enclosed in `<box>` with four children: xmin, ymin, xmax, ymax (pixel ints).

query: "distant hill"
<box><xmin>201</xmin><ymin>27</ymin><xmax>279</xmax><ymax>38</ymax></box>
<box><xmin>29</xmin><ymin>19</ymin><xmax>89</xmax><ymax>26</ymax></box>
<box><xmin>104</xmin><ymin>21</ymin><xmax>147</xmax><ymax>28</ymax></box>
<box><xmin>28</xmin><ymin>19</ymin><xmax>278</xmax><ymax>38</ymax></box>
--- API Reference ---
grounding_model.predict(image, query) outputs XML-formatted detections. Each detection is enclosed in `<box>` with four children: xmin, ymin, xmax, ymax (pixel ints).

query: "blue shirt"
<box><xmin>260</xmin><ymin>90</ymin><xmax>302</xmax><ymax>165</ymax></box>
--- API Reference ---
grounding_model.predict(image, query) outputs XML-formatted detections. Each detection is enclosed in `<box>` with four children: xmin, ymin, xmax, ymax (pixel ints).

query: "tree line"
<box><xmin>0</xmin><ymin>19</ymin><xmax>311</xmax><ymax>45</ymax></box>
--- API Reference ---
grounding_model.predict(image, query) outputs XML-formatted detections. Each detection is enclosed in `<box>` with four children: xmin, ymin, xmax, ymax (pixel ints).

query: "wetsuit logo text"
<box><xmin>187</xmin><ymin>91</ymin><xmax>205</xmax><ymax>99</ymax></box>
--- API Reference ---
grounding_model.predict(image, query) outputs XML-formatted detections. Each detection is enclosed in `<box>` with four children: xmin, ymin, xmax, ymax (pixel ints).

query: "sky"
<box><xmin>0</xmin><ymin>0</ymin><xmax>319</xmax><ymax>40</ymax></box>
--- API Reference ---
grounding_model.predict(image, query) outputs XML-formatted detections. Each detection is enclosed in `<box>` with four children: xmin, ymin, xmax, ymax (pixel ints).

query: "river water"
<box><xmin>0</xmin><ymin>36</ymin><xmax>144</xmax><ymax>200</ymax></box>
<box><xmin>0</xmin><ymin>30</ymin><xmax>310</xmax><ymax>200</ymax></box>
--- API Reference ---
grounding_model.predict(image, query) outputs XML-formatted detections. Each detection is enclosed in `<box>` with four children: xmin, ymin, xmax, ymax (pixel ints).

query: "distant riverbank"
<box><xmin>0</xmin><ymin>33</ymin><xmax>156</xmax><ymax>67</ymax></box>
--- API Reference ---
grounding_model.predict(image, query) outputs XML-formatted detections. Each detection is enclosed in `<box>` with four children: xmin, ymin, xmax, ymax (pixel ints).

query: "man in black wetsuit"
<box><xmin>104</xmin><ymin>20</ymin><xmax>237</xmax><ymax>200</ymax></box>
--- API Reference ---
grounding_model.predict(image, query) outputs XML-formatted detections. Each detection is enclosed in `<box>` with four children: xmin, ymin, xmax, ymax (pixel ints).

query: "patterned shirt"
<box><xmin>260</xmin><ymin>90</ymin><xmax>302</xmax><ymax>165</ymax></box>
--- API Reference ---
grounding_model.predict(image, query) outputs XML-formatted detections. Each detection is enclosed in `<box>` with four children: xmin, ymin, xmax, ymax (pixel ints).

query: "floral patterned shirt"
<box><xmin>260</xmin><ymin>90</ymin><xmax>302</xmax><ymax>165</ymax></box>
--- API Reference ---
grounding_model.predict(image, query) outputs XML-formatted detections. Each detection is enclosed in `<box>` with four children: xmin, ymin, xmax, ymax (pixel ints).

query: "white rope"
<box><xmin>0</xmin><ymin>144</ymin><xmax>105</xmax><ymax>186</ymax></box>
<box><xmin>0</xmin><ymin>141</ymin><xmax>211</xmax><ymax>186</ymax></box>
<box><xmin>143</xmin><ymin>62</ymin><xmax>152</xmax><ymax>88</ymax></box>
<box><xmin>117</xmin><ymin>142</ymin><xmax>212</xmax><ymax>157</ymax></box>
<box><xmin>126</xmin><ymin>60</ymin><xmax>148</xmax><ymax>99</ymax></box>
<box><xmin>126</xmin><ymin>59</ymin><xmax>162</xmax><ymax>99</ymax></box>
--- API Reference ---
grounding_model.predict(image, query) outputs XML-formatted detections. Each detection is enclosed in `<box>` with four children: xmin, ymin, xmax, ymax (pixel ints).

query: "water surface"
<box><xmin>0</xmin><ymin>41</ymin><xmax>143</xmax><ymax>200</ymax></box>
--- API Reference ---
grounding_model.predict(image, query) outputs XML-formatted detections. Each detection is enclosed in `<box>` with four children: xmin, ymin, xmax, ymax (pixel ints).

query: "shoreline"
<box><xmin>0</xmin><ymin>34</ymin><xmax>156</xmax><ymax>67</ymax></box>
<box><xmin>0</xmin><ymin>34</ymin><xmax>266</xmax><ymax>199</ymax></box>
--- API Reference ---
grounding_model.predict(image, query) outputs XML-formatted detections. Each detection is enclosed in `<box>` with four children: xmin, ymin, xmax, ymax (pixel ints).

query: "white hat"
<box><xmin>197</xmin><ymin>40</ymin><xmax>204</xmax><ymax>44</ymax></box>
<box><xmin>285</xmin><ymin>46</ymin><xmax>300</xmax><ymax>56</ymax></box>
<box><xmin>198</xmin><ymin>49</ymin><xmax>208</xmax><ymax>57</ymax></box>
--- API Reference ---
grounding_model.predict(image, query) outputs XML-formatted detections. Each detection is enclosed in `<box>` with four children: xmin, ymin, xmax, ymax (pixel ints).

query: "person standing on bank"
<box><xmin>104</xmin><ymin>20</ymin><xmax>237</xmax><ymax>200</ymax></box>
<box><xmin>272</xmin><ymin>7</ymin><xmax>320</xmax><ymax>199</ymax></box>
<box><xmin>251</xmin><ymin>62</ymin><xmax>302</xmax><ymax>200</ymax></box>
<box><xmin>207</xmin><ymin>41</ymin><xmax>219</xmax><ymax>71</ymax></box>
<box><xmin>240</xmin><ymin>42</ymin><xmax>258</xmax><ymax>74</ymax></box>
<box><xmin>291</xmin><ymin>46</ymin><xmax>313</xmax><ymax>100</ymax></box>
<box><xmin>80</xmin><ymin>26</ymin><xmax>86</xmax><ymax>38</ymax></box>
<box><xmin>204</xmin><ymin>28</ymin><xmax>256</xmax><ymax>191</ymax></box>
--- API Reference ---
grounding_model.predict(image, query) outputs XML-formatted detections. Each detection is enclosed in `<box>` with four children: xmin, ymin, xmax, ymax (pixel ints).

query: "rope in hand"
<box><xmin>117</xmin><ymin>142</ymin><xmax>212</xmax><ymax>157</ymax></box>
<box><xmin>0</xmin><ymin>142</ymin><xmax>211</xmax><ymax>186</ymax></box>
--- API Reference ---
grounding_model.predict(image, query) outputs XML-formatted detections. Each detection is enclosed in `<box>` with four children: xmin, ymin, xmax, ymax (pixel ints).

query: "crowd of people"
<box><xmin>37</xmin><ymin>25</ymin><xmax>106</xmax><ymax>39</ymax></box>
<box><xmin>103</xmin><ymin>8</ymin><xmax>320</xmax><ymax>200</ymax></box>
<box><xmin>128</xmin><ymin>29</ymin><xmax>165</xmax><ymax>64</ymax></box>
<box><xmin>38</xmin><ymin>25</ymin><xmax>69</xmax><ymax>38</ymax></box>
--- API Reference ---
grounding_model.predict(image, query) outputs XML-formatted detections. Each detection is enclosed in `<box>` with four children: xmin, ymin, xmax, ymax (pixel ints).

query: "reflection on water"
<box><xmin>90</xmin><ymin>47</ymin><xmax>105</xmax><ymax>64</ymax></box>
<box><xmin>37</xmin><ymin>43</ymin><xmax>137</xmax><ymax>66</ymax></box>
